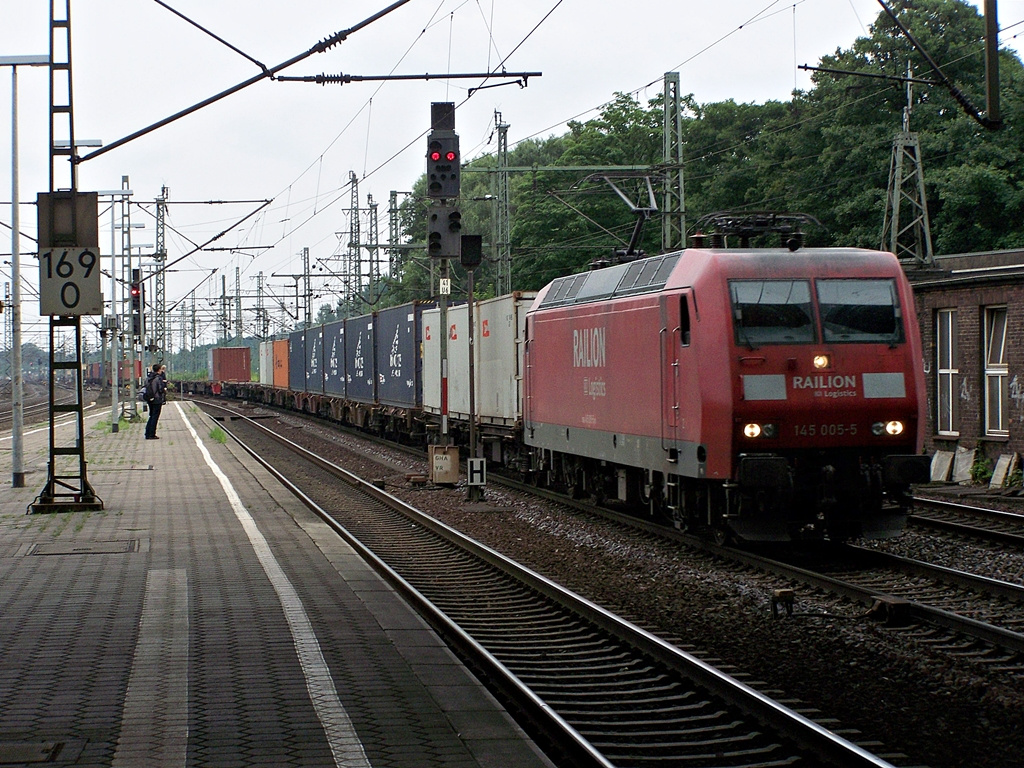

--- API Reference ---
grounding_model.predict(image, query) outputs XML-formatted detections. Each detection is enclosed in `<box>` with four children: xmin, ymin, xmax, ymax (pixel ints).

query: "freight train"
<box><xmin>205</xmin><ymin>214</ymin><xmax>931</xmax><ymax>543</ymax></box>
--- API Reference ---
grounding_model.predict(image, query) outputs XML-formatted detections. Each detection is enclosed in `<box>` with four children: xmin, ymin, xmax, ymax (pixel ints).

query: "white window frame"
<box><xmin>984</xmin><ymin>306</ymin><xmax>1009</xmax><ymax>437</ymax></box>
<box><xmin>936</xmin><ymin>309</ymin><xmax>958</xmax><ymax>436</ymax></box>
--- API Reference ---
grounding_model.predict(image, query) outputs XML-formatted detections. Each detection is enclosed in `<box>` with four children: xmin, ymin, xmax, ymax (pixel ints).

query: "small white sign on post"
<box><xmin>467</xmin><ymin>458</ymin><xmax>486</xmax><ymax>487</ymax></box>
<box><xmin>38</xmin><ymin>247</ymin><xmax>103</xmax><ymax>315</ymax></box>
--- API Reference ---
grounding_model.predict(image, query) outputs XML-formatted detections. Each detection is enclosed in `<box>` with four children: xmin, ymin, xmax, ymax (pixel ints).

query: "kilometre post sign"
<box><xmin>37</xmin><ymin>191</ymin><xmax>102</xmax><ymax>316</ymax></box>
<box><xmin>39</xmin><ymin>247</ymin><xmax>102</xmax><ymax>315</ymax></box>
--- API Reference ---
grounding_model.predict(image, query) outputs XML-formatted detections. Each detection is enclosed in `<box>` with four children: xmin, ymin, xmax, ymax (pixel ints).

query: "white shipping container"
<box><xmin>423</xmin><ymin>292</ymin><xmax>535</xmax><ymax>426</ymax></box>
<box><xmin>259</xmin><ymin>341</ymin><xmax>273</xmax><ymax>386</ymax></box>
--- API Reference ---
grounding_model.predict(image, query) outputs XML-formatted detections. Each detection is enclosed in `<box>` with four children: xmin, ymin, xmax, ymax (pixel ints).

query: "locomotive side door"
<box><xmin>660</xmin><ymin>290</ymin><xmax>692</xmax><ymax>456</ymax></box>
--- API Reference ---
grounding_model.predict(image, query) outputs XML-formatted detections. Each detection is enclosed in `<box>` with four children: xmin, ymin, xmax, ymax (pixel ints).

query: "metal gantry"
<box><xmin>33</xmin><ymin>0</ymin><xmax>102</xmax><ymax>512</ymax></box>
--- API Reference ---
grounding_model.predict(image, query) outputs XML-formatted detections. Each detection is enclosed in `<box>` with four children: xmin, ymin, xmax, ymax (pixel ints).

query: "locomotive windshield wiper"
<box><xmin>734</xmin><ymin>310</ymin><xmax>758</xmax><ymax>350</ymax></box>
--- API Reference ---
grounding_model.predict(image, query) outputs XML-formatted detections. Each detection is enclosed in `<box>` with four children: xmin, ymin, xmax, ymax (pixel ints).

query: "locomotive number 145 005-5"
<box><xmin>792</xmin><ymin>422</ymin><xmax>859</xmax><ymax>437</ymax></box>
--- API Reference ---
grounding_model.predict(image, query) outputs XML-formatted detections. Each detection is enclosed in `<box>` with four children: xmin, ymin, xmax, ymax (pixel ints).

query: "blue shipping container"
<box><xmin>305</xmin><ymin>326</ymin><xmax>324</xmax><ymax>393</ymax></box>
<box><xmin>375</xmin><ymin>302</ymin><xmax>427</xmax><ymax>408</ymax></box>
<box><xmin>323</xmin><ymin>319</ymin><xmax>346</xmax><ymax>397</ymax></box>
<box><xmin>345</xmin><ymin>314</ymin><xmax>376</xmax><ymax>404</ymax></box>
<box><xmin>288</xmin><ymin>330</ymin><xmax>305</xmax><ymax>392</ymax></box>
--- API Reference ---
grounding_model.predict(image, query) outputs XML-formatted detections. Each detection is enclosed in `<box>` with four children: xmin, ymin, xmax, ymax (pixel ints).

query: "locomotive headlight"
<box><xmin>813</xmin><ymin>354</ymin><xmax>831</xmax><ymax>369</ymax></box>
<box><xmin>872</xmin><ymin>420</ymin><xmax>905</xmax><ymax>436</ymax></box>
<box><xmin>743</xmin><ymin>423</ymin><xmax>777</xmax><ymax>439</ymax></box>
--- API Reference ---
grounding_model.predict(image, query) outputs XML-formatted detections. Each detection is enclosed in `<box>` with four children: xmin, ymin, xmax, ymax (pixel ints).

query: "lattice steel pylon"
<box><xmin>154</xmin><ymin>186</ymin><xmax>168</xmax><ymax>358</ymax></box>
<box><xmin>343</xmin><ymin>171</ymin><xmax>361</xmax><ymax>310</ymax></box>
<box><xmin>662</xmin><ymin>72</ymin><xmax>686</xmax><ymax>253</ymax></box>
<box><xmin>33</xmin><ymin>0</ymin><xmax>102</xmax><ymax>512</ymax></box>
<box><xmin>493</xmin><ymin>111</ymin><xmax>512</xmax><ymax>295</ymax></box>
<box><xmin>881</xmin><ymin>131</ymin><xmax>935</xmax><ymax>267</ymax></box>
<box><xmin>881</xmin><ymin>65</ymin><xmax>934</xmax><ymax>268</ymax></box>
<box><xmin>366</xmin><ymin>193</ymin><xmax>379</xmax><ymax>292</ymax></box>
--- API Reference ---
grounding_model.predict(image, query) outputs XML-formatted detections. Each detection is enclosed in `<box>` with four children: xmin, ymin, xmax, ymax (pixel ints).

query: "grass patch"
<box><xmin>93</xmin><ymin>418</ymin><xmax>130</xmax><ymax>433</ymax></box>
<box><xmin>209</xmin><ymin>426</ymin><xmax>228</xmax><ymax>444</ymax></box>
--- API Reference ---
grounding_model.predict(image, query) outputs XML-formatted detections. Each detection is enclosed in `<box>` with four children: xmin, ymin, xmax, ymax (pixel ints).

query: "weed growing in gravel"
<box><xmin>93</xmin><ymin>418</ymin><xmax>130</xmax><ymax>434</ymax></box>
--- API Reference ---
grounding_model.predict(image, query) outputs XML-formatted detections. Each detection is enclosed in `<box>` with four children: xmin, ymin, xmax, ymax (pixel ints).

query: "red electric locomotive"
<box><xmin>523</xmin><ymin>214</ymin><xmax>930</xmax><ymax>542</ymax></box>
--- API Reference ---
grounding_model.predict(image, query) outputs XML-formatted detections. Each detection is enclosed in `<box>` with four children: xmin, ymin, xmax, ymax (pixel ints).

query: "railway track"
<box><xmin>199</xmin><ymin>400</ymin><xmax>916</xmax><ymax>768</ymax></box>
<box><xmin>753</xmin><ymin>544</ymin><xmax>1024</xmax><ymax>672</ymax></box>
<box><xmin>475</xmin><ymin>466</ymin><xmax>1024</xmax><ymax>676</ymax></box>
<box><xmin>910</xmin><ymin>494</ymin><xmax>1024</xmax><ymax>548</ymax></box>
<box><xmin>199</xmin><ymin>397</ymin><xmax>1024</xmax><ymax>676</ymax></box>
<box><xmin>0</xmin><ymin>385</ymin><xmax>82</xmax><ymax>432</ymax></box>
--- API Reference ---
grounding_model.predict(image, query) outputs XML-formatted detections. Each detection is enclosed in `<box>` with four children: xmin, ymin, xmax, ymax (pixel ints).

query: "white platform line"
<box><xmin>176</xmin><ymin>402</ymin><xmax>372</xmax><ymax>768</ymax></box>
<box><xmin>113</xmin><ymin>568</ymin><xmax>189</xmax><ymax>768</ymax></box>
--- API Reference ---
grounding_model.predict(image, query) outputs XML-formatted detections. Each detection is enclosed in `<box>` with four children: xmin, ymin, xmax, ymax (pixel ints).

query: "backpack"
<box><xmin>144</xmin><ymin>375</ymin><xmax>160</xmax><ymax>403</ymax></box>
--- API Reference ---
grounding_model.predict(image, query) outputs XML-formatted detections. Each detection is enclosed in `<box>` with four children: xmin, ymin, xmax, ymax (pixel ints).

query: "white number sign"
<box><xmin>39</xmin><ymin>248</ymin><xmax>103</xmax><ymax>315</ymax></box>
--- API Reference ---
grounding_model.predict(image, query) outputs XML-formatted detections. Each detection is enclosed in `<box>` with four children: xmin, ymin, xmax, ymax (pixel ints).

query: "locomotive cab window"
<box><xmin>816</xmin><ymin>279</ymin><xmax>903</xmax><ymax>344</ymax></box>
<box><xmin>729</xmin><ymin>280</ymin><xmax>813</xmax><ymax>345</ymax></box>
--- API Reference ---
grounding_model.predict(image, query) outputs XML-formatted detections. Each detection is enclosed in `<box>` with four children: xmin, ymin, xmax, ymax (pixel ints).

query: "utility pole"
<box><xmin>662</xmin><ymin>72</ymin><xmax>686</xmax><ymax>252</ymax></box>
<box><xmin>302</xmin><ymin>247</ymin><xmax>311</xmax><ymax>327</ymax></box>
<box><xmin>346</xmin><ymin>173</ymin><xmax>360</xmax><ymax>308</ymax></box>
<box><xmin>366</xmin><ymin>193</ymin><xmax>379</xmax><ymax>293</ymax></box>
<box><xmin>220</xmin><ymin>275</ymin><xmax>229</xmax><ymax>341</ymax></box>
<box><xmin>121</xmin><ymin>177</ymin><xmax>142</xmax><ymax>419</ymax></box>
<box><xmin>881</xmin><ymin>62</ymin><xmax>935</xmax><ymax>268</ymax></box>
<box><xmin>2</xmin><ymin>53</ymin><xmax>49</xmax><ymax>488</ymax></box>
<box><xmin>388</xmin><ymin>191</ymin><xmax>403</xmax><ymax>276</ymax></box>
<box><xmin>154</xmin><ymin>185</ymin><xmax>168</xmax><ymax>358</ymax></box>
<box><xmin>235</xmin><ymin>267</ymin><xmax>242</xmax><ymax>341</ymax></box>
<box><xmin>256</xmin><ymin>272</ymin><xmax>268</xmax><ymax>338</ymax></box>
<box><xmin>492</xmin><ymin>111</ymin><xmax>511</xmax><ymax>296</ymax></box>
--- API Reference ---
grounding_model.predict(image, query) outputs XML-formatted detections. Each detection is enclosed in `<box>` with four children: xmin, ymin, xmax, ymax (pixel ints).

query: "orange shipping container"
<box><xmin>273</xmin><ymin>339</ymin><xmax>289</xmax><ymax>389</ymax></box>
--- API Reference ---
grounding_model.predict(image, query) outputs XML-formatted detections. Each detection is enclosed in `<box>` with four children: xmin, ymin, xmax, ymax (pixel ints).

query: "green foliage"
<box><xmin>970</xmin><ymin>454</ymin><xmax>994</xmax><ymax>485</ymax></box>
<box><xmin>383</xmin><ymin>0</ymin><xmax>1024</xmax><ymax>304</ymax></box>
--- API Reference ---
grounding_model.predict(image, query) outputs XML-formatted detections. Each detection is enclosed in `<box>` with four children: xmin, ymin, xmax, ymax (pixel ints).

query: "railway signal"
<box><xmin>129</xmin><ymin>278</ymin><xmax>144</xmax><ymax>338</ymax></box>
<box><xmin>426</xmin><ymin>132</ymin><xmax>459</xmax><ymax>199</ymax></box>
<box><xmin>427</xmin><ymin>201</ymin><xmax>461</xmax><ymax>259</ymax></box>
<box><xmin>461</xmin><ymin>234</ymin><xmax>482</xmax><ymax>269</ymax></box>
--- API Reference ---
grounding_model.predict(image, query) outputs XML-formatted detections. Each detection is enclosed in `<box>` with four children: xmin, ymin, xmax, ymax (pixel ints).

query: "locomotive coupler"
<box><xmin>819</xmin><ymin>464</ymin><xmax>837</xmax><ymax>507</ymax></box>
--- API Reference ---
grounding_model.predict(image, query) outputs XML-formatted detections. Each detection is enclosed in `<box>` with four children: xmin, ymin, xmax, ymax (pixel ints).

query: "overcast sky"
<box><xmin>1</xmin><ymin>0</ymin><xmax>1021</xmax><ymax>347</ymax></box>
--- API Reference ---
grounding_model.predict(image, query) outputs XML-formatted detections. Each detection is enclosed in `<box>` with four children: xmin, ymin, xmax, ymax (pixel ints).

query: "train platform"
<box><xmin>0</xmin><ymin>397</ymin><xmax>555</xmax><ymax>768</ymax></box>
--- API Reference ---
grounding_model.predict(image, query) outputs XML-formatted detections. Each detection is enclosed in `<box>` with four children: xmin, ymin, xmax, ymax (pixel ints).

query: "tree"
<box><xmin>393</xmin><ymin>0</ymin><xmax>1024</xmax><ymax>299</ymax></box>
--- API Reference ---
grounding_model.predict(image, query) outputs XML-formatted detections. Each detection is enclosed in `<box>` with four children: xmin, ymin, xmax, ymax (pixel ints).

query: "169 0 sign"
<box><xmin>39</xmin><ymin>247</ymin><xmax>103</xmax><ymax>316</ymax></box>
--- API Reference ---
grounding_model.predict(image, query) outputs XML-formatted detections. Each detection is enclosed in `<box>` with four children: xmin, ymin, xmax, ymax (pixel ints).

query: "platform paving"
<box><xmin>0</xmin><ymin>397</ymin><xmax>555</xmax><ymax>768</ymax></box>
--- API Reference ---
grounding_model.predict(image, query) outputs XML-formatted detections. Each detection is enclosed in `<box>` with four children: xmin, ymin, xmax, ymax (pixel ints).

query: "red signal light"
<box><xmin>445</xmin><ymin>151</ymin><xmax>457</xmax><ymax>161</ymax></box>
<box><xmin>430</xmin><ymin>150</ymin><xmax>442</xmax><ymax>161</ymax></box>
<box><xmin>130</xmin><ymin>284</ymin><xmax>141</xmax><ymax>297</ymax></box>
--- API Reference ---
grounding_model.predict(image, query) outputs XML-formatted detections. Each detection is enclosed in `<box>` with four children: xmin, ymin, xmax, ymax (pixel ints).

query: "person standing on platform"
<box><xmin>144</xmin><ymin>364</ymin><xmax>167</xmax><ymax>440</ymax></box>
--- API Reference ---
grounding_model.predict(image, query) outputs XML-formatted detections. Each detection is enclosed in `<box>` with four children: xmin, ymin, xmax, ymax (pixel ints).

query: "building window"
<box><xmin>936</xmin><ymin>309</ymin><xmax>958</xmax><ymax>435</ymax></box>
<box><xmin>984</xmin><ymin>306</ymin><xmax>1009</xmax><ymax>437</ymax></box>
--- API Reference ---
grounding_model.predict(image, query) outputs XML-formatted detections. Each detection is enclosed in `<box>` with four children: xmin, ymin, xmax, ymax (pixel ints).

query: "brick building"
<box><xmin>907</xmin><ymin>250</ymin><xmax>1024</xmax><ymax>478</ymax></box>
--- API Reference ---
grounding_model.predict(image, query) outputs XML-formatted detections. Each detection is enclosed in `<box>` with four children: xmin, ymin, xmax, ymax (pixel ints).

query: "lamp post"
<box><xmin>2</xmin><ymin>54</ymin><xmax>49</xmax><ymax>488</ymax></box>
